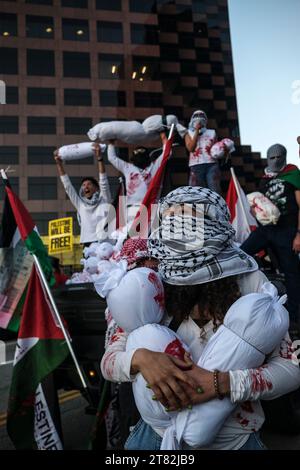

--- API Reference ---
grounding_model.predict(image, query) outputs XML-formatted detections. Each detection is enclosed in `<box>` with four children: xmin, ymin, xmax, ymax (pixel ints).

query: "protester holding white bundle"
<box><xmin>54</xmin><ymin>143</ymin><xmax>112</xmax><ymax>245</ymax></box>
<box><xmin>58</xmin><ymin>142</ymin><xmax>107</xmax><ymax>162</ymax></box>
<box><xmin>101</xmin><ymin>186</ymin><xmax>300</xmax><ymax>451</ymax></box>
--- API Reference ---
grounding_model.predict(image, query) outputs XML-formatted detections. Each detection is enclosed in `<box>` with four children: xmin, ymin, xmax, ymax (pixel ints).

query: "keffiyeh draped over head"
<box><xmin>148</xmin><ymin>186</ymin><xmax>258</xmax><ymax>285</ymax></box>
<box><xmin>115</xmin><ymin>237</ymin><xmax>148</xmax><ymax>270</ymax></box>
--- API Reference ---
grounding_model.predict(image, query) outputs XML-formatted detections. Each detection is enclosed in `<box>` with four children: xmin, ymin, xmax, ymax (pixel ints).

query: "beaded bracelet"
<box><xmin>213</xmin><ymin>370</ymin><xmax>224</xmax><ymax>400</ymax></box>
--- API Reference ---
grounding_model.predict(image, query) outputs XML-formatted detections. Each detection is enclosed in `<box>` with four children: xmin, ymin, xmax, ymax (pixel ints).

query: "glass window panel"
<box><xmin>95</xmin><ymin>0</ymin><xmax>121</xmax><ymax>10</ymax></box>
<box><xmin>0</xmin><ymin>146</ymin><xmax>19</xmax><ymax>164</ymax></box>
<box><xmin>134</xmin><ymin>92</ymin><xmax>162</xmax><ymax>108</ymax></box>
<box><xmin>26</xmin><ymin>15</ymin><xmax>54</xmax><ymax>39</ymax></box>
<box><xmin>64</xmin><ymin>117</ymin><xmax>93</xmax><ymax>135</ymax></box>
<box><xmin>0</xmin><ymin>13</ymin><xmax>17</xmax><ymax>37</ymax></box>
<box><xmin>62</xmin><ymin>18</ymin><xmax>89</xmax><ymax>41</ymax></box>
<box><xmin>27</xmin><ymin>87</ymin><xmax>56</xmax><ymax>105</ymax></box>
<box><xmin>6</xmin><ymin>86</ymin><xmax>18</xmax><ymax>104</ymax></box>
<box><xmin>129</xmin><ymin>0</ymin><xmax>156</xmax><ymax>13</ymax></box>
<box><xmin>99</xmin><ymin>90</ymin><xmax>126</xmax><ymax>107</ymax></box>
<box><xmin>132</xmin><ymin>56</ymin><xmax>160</xmax><ymax>81</ymax></box>
<box><xmin>27</xmin><ymin>117</ymin><xmax>56</xmax><ymax>134</ymax></box>
<box><xmin>0</xmin><ymin>116</ymin><xmax>18</xmax><ymax>133</ymax></box>
<box><xmin>28</xmin><ymin>177</ymin><xmax>57</xmax><ymax>200</ymax></box>
<box><xmin>63</xmin><ymin>51</ymin><xmax>90</xmax><ymax>78</ymax></box>
<box><xmin>27</xmin><ymin>49</ymin><xmax>55</xmax><ymax>76</ymax></box>
<box><xmin>97</xmin><ymin>21</ymin><xmax>123</xmax><ymax>43</ymax></box>
<box><xmin>98</xmin><ymin>53</ymin><xmax>124</xmax><ymax>79</ymax></box>
<box><xmin>61</xmin><ymin>0</ymin><xmax>87</xmax><ymax>7</ymax></box>
<box><xmin>64</xmin><ymin>89</ymin><xmax>91</xmax><ymax>106</ymax></box>
<box><xmin>130</xmin><ymin>24</ymin><xmax>158</xmax><ymax>45</ymax></box>
<box><xmin>0</xmin><ymin>47</ymin><xmax>18</xmax><ymax>74</ymax></box>
<box><xmin>27</xmin><ymin>146</ymin><xmax>56</xmax><ymax>164</ymax></box>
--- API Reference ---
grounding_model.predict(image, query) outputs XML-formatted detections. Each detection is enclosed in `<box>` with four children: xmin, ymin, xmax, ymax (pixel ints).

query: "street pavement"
<box><xmin>1</xmin><ymin>341</ymin><xmax>300</xmax><ymax>450</ymax></box>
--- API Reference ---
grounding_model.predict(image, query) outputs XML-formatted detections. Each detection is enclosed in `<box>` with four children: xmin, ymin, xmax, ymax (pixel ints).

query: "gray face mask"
<box><xmin>266</xmin><ymin>144</ymin><xmax>287</xmax><ymax>173</ymax></box>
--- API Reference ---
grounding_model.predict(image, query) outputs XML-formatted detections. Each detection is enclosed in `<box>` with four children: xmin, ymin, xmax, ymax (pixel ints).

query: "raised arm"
<box><xmin>54</xmin><ymin>150</ymin><xmax>81</xmax><ymax>210</ymax></box>
<box><xmin>107</xmin><ymin>143</ymin><xmax>129</xmax><ymax>175</ymax></box>
<box><xmin>93</xmin><ymin>143</ymin><xmax>112</xmax><ymax>204</ymax></box>
<box><xmin>184</xmin><ymin>122</ymin><xmax>201</xmax><ymax>153</ymax></box>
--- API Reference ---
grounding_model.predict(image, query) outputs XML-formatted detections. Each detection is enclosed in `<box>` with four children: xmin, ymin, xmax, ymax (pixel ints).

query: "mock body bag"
<box><xmin>58</xmin><ymin>142</ymin><xmax>106</xmax><ymax>161</ymax></box>
<box><xmin>210</xmin><ymin>138</ymin><xmax>235</xmax><ymax>160</ymax></box>
<box><xmin>247</xmin><ymin>192</ymin><xmax>280</xmax><ymax>225</ymax></box>
<box><xmin>125</xmin><ymin>282</ymin><xmax>289</xmax><ymax>450</ymax></box>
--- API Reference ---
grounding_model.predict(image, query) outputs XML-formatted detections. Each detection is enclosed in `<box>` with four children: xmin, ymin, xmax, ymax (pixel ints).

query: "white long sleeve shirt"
<box><xmin>100</xmin><ymin>270</ymin><xmax>300</xmax><ymax>450</ymax></box>
<box><xmin>60</xmin><ymin>173</ymin><xmax>111</xmax><ymax>244</ymax></box>
<box><xmin>188</xmin><ymin>128</ymin><xmax>217</xmax><ymax>166</ymax></box>
<box><xmin>107</xmin><ymin>144</ymin><xmax>164</xmax><ymax>209</ymax></box>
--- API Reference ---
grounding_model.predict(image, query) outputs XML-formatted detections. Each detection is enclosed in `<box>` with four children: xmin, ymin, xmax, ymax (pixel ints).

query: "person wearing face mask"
<box><xmin>184</xmin><ymin>110</ymin><xmax>220</xmax><ymax>192</ymax></box>
<box><xmin>107</xmin><ymin>132</ymin><xmax>168</xmax><ymax>225</ymax></box>
<box><xmin>241</xmin><ymin>143</ymin><xmax>300</xmax><ymax>336</ymax></box>
<box><xmin>54</xmin><ymin>143</ymin><xmax>112</xmax><ymax>246</ymax></box>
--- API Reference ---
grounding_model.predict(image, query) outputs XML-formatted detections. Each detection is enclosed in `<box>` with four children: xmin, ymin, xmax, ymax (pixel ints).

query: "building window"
<box><xmin>62</xmin><ymin>18</ymin><xmax>89</xmax><ymax>41</ymax></box>
<box><xmin>181</xmin><ymin>60</ymin><xmax>196</xmax><ymax>76</ymax></box>
<box><xmin>0</xmin><ymin>177</ymin><xmax>19</xmax><ymax>200</ymax></box>
<box><xmin>64</xmin><ymin>89</ymin><xmax>91</xmax><ymax>106</ymax></box>
<box><xmin>134</xmin><ymin>92</ymin><xmax>162</xmax><ymax>108</ymax></box>
<box><xmin>95</xmin><ymin>0</ymin><xmax>121</xmax><ymax>10</ymax></box>
<box><xmin>0</xmin><ymin>13</ymin><xmax>18</xmax><ymax>37</ymax></box>
<box><xmin>26</xmin><ymin>15</ymin><xmax>54</xmax><ymax>39</ymax></box>
<box><xmin>32</xmin><ymin>212</ymin><xmax>58</xmax><ymax>235</ymax></box>
<box><xmin>6</xmin><ymin>86</ymin><xmax>18</xmax><ymax>104</ymax></box>
<box><xmin>64</xmin><ymin>117</ymin><xmax>93</xmax><ymax>135</ymax></box>
<box><xmin>132</xmin><ymin>56</ymin><xmax>160</xmax><ymax>81</ymax></box>
<box><xmin>99</xmin><ymin>90</ymin><xmax>126</xmax><ymax>107</ymax></box>
<box><xmin>98</xmin><ymin>53</ymin><xmax>124</xmax><ymax>79</ymax></box>
<box><xmin>131</xmin><ymin>24</ymin><xmax>158</xmax><ymax>45</ymax></box>
<box><xmin>97</xmin><ymin>21</ymin><xmax>123</xmax><ymax>43</ymax></box>
<box><xmin>211</xmin><ymin>62</ymin><xmax>223</xmax><ymax>75</ymax></box>
<box><xmin>63</xmin><ymin>51</ymin><xmax>90</xmax><ymax>78</ymax></box>
<box><xmin>28</xmin><ymin>146</ymin><xmax>56</xmax><ymax>164</ymax></box>
<box><xmin>129</xmin><ymin>0</ymin><xmax>156</xmax><ymax>13</ymax></box>
<box><xmin>27</xmin><ymin>117</ymin><xmax>56</xmax><ymax>134</ymax></box>
<box><xmin>25</xmin><ymin>0</ymin><xmax>53</xmax><ymax>4</ymax></box>
<box><xmin>27</xmin><ymin>87</ymin><xmax>56</xmax><ymax>105</ymax></box>
<box><xmin>0</xmin><ymin>116</ymin><xmax>18</xmax><ymax>133</ymax></box>
<box><xmin>27</xmin><ymin>49</ymin><xmax>55</xmax><ymax>76</ymax></box>
<box><xmin>0</xmin><ymin>146</ymin><xmax>19</xmax><ymax>164</ymax></box>
<box><xmin>0</xmin><ymin>48</ymin><xmax>18</xmax><ymax>74</ymax></box>
<box><xmin>28</xmin><ymin>178</ymin><xmax>57</xmax><ymax>200</ymax></box>
<box><xmin>61</xmin><ymin>0</ymin><xmax>88</xmax><ymax>7</ymax></box>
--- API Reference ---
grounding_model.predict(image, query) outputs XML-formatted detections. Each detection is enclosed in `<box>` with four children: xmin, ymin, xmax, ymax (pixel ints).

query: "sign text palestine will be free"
<box><xmin>48</xmin><ymin>217</ymin><xmax>73</xmax><ymax>255</ymax></box>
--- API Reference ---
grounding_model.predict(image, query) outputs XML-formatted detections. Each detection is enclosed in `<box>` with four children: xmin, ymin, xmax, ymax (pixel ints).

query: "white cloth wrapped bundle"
<box><xmin>142</xmin><ymin>115</ymin><xmax>178</xmax><ymax>134</ymax></box>
<box><xmin>58</xmin><ymin>142</ymin><xmax>106</xmax><ymax>162</ymax></box>
<box><xmin>210</xmin><ymin>138</ymin><xmax>235</xmax><ymax>160</ymax></box>
<box><xmin>125</xmin><ymin>282</ymin><xmax>289</xmax><ymax>449</ymax></box>
<box><xmin>247</xmin><ymin>192</ymin><xmax>280</xmax><ymax>225</ymax></box>
<box><xmin>80</xmin><ymin>256</ymin><xmax>98</xmax><ymax>274</ymax></box>
<box><xmin>94</xmin><ymin>265</ymin><xmax>165</xmax><ymax>332</ymax></box>
<box><xmin>87</xmin><ymin>121</ymin><xmax>150</xmax><ymax>144</ymax></box>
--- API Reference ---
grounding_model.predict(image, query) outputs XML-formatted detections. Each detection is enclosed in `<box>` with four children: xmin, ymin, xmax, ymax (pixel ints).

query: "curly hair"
<box><xmin>164</xmin><ymin>276</ymin><xmax>241</xmax><ymax>332</ymax></box>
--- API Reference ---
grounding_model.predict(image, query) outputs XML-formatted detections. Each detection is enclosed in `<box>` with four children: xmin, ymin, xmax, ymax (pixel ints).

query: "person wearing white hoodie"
<box><xmin>54</xmin><ymin>143</ymin><xmax>112</xmax><ymax>245</ymax></box>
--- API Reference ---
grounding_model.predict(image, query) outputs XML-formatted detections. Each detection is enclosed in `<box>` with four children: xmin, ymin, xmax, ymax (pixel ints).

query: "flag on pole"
<box><xmin>0</xmin><ymin>176</ymin><xmax>54</xmax><ymax>330</ymax></box>
<box><xmin>226</xmin><ymin>168</ymin><xmax>257</xmax><ymax>244</ymax></box>
<box><xmin>129</xmin><ymin>132</ymin><xmax>174</xmax><ymax>238</ymax></box>
<box><xmin>6</xmin><ymin>264</ymin><xmax>69</xmax><ymax>449</ymax></box>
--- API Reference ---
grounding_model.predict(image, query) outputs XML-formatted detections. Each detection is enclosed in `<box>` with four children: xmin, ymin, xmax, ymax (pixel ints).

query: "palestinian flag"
<box><xmin>129</xmin><ymin>133</ymin><xmax>174</xmax><ymax>238</ymax></box>
<box><xmin>226</xmin><ymin>168</ymin><xmax>257</xmax><ymax>244</ymax></box>
<box><xmin>277</xmin><ymin>164</ymin><xmax>300</xmax><ymax>189</ymax></box>
<box><xmin>0</xmin><ymin>175</ymin><xmax>54</xmax><ymax>331</ymax></box>
<box><xmin>7</xmin><ymin>264</ymin><xmax>69</xmax><ymax>450</ymax></box>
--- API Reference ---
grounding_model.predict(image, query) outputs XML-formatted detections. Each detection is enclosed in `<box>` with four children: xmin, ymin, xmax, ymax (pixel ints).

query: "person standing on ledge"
<box><xmin>54</xmin><ymin>143</ymin><xmax>112</xmax><ymax>246</ymax></box>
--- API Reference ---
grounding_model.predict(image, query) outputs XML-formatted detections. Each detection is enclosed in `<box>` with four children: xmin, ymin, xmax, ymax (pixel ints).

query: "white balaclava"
<box><xmin>188</xmin><ymin>110</ymin><xmax>208</xmax><ymax>131</ymax></box>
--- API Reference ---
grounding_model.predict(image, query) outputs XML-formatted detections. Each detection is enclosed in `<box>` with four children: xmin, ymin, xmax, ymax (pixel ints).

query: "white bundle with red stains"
<box><xmin>87</xmin><ymin>114</ymin><xmax>184</xmax><ymax>144</ymax></box>
<box><xmin>58</xmin><ymin>142</ymin><xmax>107</xmax><ymax>161</ymax></box>
<box><xmin>210</xmin><ymin>138</ymin><xmax>235</xmax><ymax>160</ymax></box>
<box><xmin>94</xmin><ymin>265</ymin><xmax>165</xmax><ymax>331</ymax></box>
<box><xmin>124</xmin><ymin>282</ymin><xmax>289</xmax><ymax>449</ymax></box>
<box><xmin>247</xmin><ymin>192</ymin><xmax>280</xmax><ymax>225</ymax></box>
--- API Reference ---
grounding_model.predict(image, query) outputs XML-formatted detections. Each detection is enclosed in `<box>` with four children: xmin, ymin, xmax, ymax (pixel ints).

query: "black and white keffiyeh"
<box><xmin>148</xmin><ymin>186</ymin><xmax>258</xmax><ymax>285</ymax></box>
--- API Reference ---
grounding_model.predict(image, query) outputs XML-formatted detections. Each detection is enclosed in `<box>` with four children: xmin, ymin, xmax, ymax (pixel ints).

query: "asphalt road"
<box><xmin>1</xmin><ymin>341</ymin><xmax>300</xmax><ymax>450</ymax></box>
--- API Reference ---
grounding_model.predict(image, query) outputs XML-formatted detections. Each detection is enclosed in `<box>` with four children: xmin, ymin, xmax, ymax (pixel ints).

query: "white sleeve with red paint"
<box><xmin>229</xmin><ymin>333</ymin><xmax>300</xmax><ymax>403</ymax></box>
<box><xmin>101</xmin><ymin>313</ymin><xmax>137</xmax><ymax>383</ymax></box>
<box><xmin>107</xmin><ymin>144</ymin><xmax>130</xmax><ymax>175</ymax></box>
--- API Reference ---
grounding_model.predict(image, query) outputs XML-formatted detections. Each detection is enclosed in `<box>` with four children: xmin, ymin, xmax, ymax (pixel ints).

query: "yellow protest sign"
<box><xmin>48</xmin><ymin>217</ymin><xmax>73</xmax><ymax>255</ymax></box>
